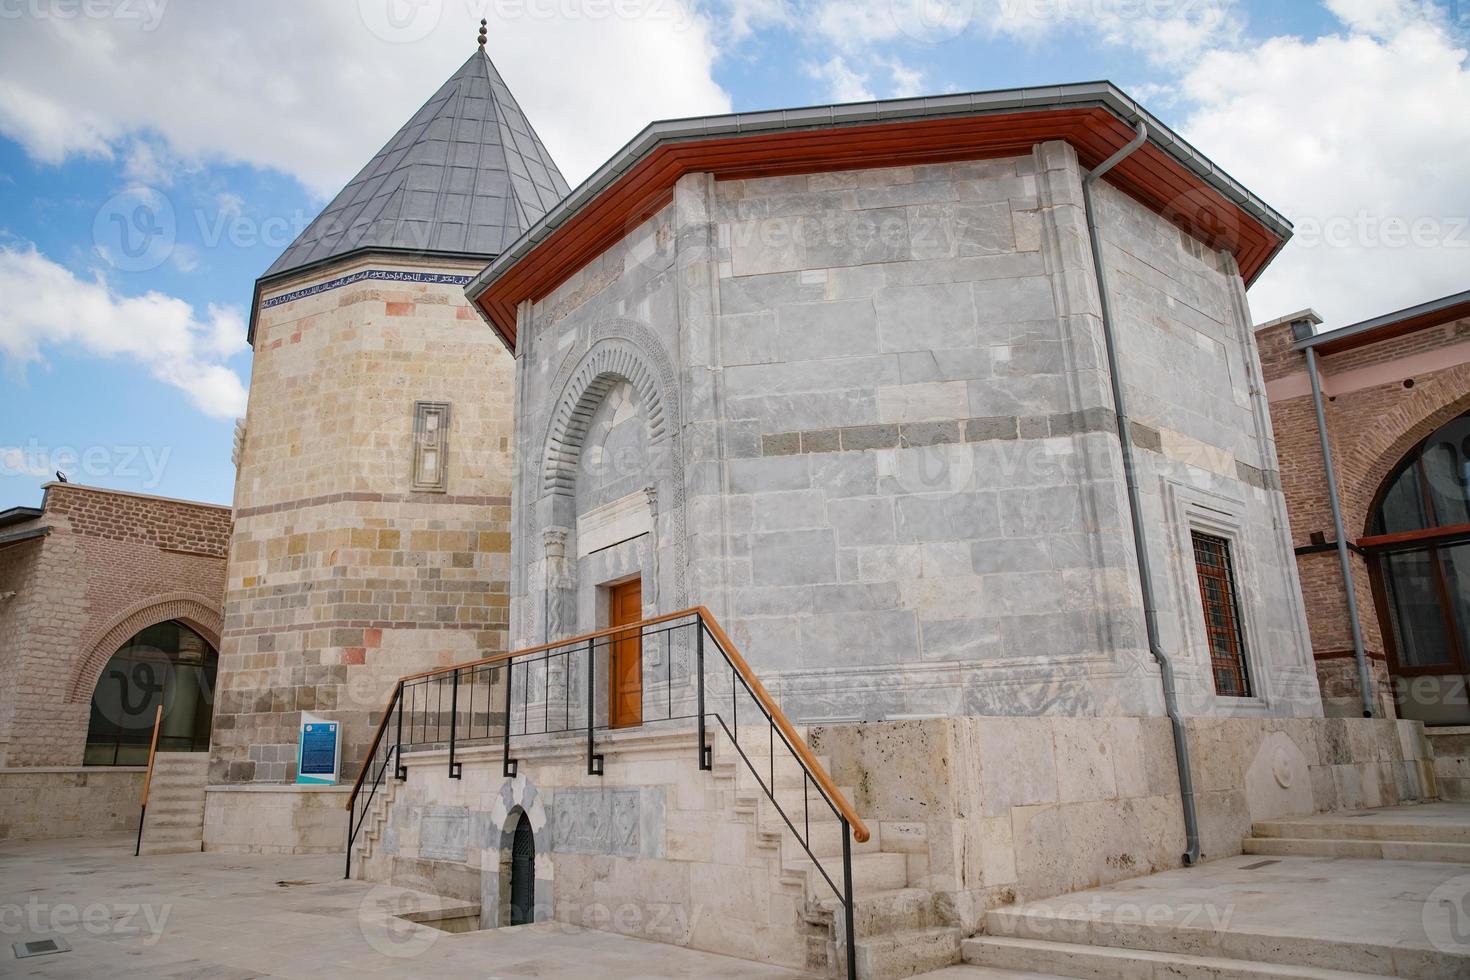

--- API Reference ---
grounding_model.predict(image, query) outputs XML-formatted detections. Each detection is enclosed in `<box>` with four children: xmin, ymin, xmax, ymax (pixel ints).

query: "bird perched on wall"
<box><xmin>55</xmin><ymin>471</ymin><xmax>68</xmax><ymax>482</ymax></box>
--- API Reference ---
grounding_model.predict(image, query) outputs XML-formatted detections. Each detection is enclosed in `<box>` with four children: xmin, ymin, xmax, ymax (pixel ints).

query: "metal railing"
<box><xmin>344</xmin><ymin>606</ymin><xmax>865</xmax><ymax>978</ymax></box>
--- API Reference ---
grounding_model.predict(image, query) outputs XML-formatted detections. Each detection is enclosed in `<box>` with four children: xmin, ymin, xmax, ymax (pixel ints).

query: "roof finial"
<box><xmin>478</xmin><ymin>18</ymin><xmax>487</xmax><ymax>49</ymax></box>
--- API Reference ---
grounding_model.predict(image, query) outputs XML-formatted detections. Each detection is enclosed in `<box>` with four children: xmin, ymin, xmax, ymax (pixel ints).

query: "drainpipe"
<box><xmin>1303</xmin><ymin>343</ymin><xmax>1375</xmax><ymax>718</ymax></box>
<box><xmin>1081</xmin><ymin>121</ymin><xmax>1202</xmax><ymax>866</ymax></box>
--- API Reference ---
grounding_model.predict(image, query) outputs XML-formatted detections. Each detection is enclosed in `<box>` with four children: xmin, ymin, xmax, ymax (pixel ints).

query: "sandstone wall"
<box><xmin>212</xmin><ymin>256</ymin><xmax>515</xmax><ymax>787</ymax></box>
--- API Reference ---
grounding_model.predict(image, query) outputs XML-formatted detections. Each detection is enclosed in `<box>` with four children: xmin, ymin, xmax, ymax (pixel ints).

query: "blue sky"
<box><xmin>1</xmin><ymin>0</ymin><xmax>1467</xmax><ymax>509</ymax></box>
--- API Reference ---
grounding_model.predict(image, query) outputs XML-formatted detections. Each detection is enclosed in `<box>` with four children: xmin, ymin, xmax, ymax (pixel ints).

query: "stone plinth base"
<box><xmin>1427</xmin><ymin>727</ymin><xmax>1470</xmax><ymax>801</ymax></box>
<box><xmin>809</xmin><ymin>714</ymin><xmax>1435</xmax><ymax>934</ymax></box>
<box><xmin>0</xmin><ymin>766</ymin><xmax>146</xmax><ymax>841</ymax></box>
<box><xmin>203</xmin><ymin>783</ymin><xmax>351</xmax><ymax>854</ymax></box>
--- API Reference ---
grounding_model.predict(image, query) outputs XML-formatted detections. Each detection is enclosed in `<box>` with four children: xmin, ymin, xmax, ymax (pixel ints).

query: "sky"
<box><xmin>0</xmin><ymin>0</ymin><xmax>1466</xmax><ymax>509</ymax></box>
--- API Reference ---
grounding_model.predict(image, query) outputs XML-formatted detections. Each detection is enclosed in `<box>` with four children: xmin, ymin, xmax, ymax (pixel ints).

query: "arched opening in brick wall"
<box><xmin>1363</xmin><ymin>407</ymin><xmax>1470</xmax><ymax>726</ymax></box>
<box><xmin>83</xmin><ymin>620</ymin><xmax>219</xmax><ymax>766</ymax></box>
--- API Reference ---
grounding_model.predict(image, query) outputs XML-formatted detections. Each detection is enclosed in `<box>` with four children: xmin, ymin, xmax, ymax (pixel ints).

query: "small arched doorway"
<box><xmin>1366</xmin><ymin>408</ymin><xmax>1470</xmax><ymax>725</ymax></box>
<box><xmin>509</xmin><ymin>811</ymin><xmax>535</xmax><ymax>925</ymax></box>
<box><xmin>83</xmin><ymin>620</ymin><xmax>218</xmax><ymax>765</ymax></box>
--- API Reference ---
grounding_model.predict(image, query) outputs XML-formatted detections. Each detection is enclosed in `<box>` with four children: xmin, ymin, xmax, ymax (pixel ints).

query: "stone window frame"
<box><xmin>1165</xmin><ymin>481</ymin><xmax>1274</xmax><ymax>715</ymax></box>
<box><xmin>411</xmin><ymin>400</ymin><xmax>451</xmax><ymax>493</ymax></box>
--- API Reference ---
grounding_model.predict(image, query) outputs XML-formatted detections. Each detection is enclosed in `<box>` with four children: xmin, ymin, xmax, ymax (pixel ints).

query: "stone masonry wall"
<box><xmin>212</xmin><ymin>256</ymin><xmax>515</xmax><ymax>787</ymax></box>
<box><xmin>0</xmin><ymin>484</ymin><xmax>228</xmax><ymax>767</ymax></box>
<box><xmin>513</xmin><ymin>140</ymin><xmax>1317</xmax><ymax>723</ymax></box>
<box><xmin>1257</xmin><ymin>312</ymin><xmax>1470</xmax><ymax>718</ymax></box>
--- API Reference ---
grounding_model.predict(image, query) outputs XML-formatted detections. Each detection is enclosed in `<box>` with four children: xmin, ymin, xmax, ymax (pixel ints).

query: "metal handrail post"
<box><xmin>841</xmin><ymin>818</ymin><xmax>856</xmax><ymax>980</ymax></box>
<box><xmin>394</xmin><ymin>685</ymin><xmax>406</xmax><ymax>780</ymax></box>
<box><xmin>586</xmin><ymin>637</ymin><xmax>603</xmax><ymax>775</ymax></box>
<box><xmin>447</xmin><ymin>669</ymin><xmax>462</xmax><ymax>779</ymax></box>
<box><xmin>697</xmin><ymin>622</ymin><xmax>710</xmax><ymax>770</ymax></box>
<box><xmin>503</xmin><ymin>662</ymin><xmax>518</xmax><ymax>778</ymax></box>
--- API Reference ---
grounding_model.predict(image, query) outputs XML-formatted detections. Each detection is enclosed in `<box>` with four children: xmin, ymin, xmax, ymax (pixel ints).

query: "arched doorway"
<box><xmin>509</xmin><ymin>811</ymin><xmax>535</xmax><ymax>926</ymax></box>
<box><xmin>1365</xmin><ymin>409</ymin><xmax>1470</xmax><ymax>725</ymax></box>
<box><xmin>83</xmin><ymin>620</ymin><xmax>218</xmax><ymax>765</ymax></box>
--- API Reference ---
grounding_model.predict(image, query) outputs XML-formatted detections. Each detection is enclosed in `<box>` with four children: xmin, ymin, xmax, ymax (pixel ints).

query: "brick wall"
<box><xmin>0</xmin><ymin>484</ymin><xmax>230</xmax><ymax>766</ymax></box>
<box><xmin>1258</xmin><ymin>312</ymin><xmax>1470</xmax><ymax>718</ymax></box>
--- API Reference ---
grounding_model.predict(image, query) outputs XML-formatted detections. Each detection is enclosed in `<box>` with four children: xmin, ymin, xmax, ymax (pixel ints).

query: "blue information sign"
<box><xmin>296</xmin><ymin>717</ymin><xmax>339</xmax><ymax>784</ymax></box>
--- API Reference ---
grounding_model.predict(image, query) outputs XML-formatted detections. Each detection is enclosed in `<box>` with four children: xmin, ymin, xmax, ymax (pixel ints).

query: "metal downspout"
<box><xmin>1304</xmin><ymin>345</ymin><xmax>1375</xmax><ymax>717</ymax></box>
<box><xmin>1081</xmin><ymin>121</ymin><xmax>1202</xmax><ymax>865</ymax></box>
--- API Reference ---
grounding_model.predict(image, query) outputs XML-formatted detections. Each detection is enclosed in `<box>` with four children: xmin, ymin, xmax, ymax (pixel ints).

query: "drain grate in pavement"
<box><xmin>1240</xmin><ymin>859</ymin><xmax>1280</xmax><ymax>870</ymax></box>
<box><xmin>13</xmin><ymin>937</ymin><xmax>71</xmax><ymax>959</ymax></box>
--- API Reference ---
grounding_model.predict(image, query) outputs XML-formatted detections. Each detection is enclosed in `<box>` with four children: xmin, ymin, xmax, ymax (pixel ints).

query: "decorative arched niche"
<box><xmin>535</xmin><ymin>328</ymin><xmax>688</xmax><ymax>642</ymax></box>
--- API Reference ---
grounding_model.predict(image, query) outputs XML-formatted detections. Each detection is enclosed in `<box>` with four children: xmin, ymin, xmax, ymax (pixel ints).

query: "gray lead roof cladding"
<box><xmin>260</xmin><ymin>49</ymin><xmax>570</xmax><ymax>283</ymax></box>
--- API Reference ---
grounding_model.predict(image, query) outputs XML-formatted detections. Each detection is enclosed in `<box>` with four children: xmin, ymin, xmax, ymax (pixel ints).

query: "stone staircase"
<box><xmin>710</xmin><ymin>727</ymin><xmax>962</xmax><ymax>980</ymax></box>
<box><xmin>352</xmin><ymin>759</ymin><xmax>403</xmax><ymax>862</ymax></box>
<box><xmin>1243</xmin><ymin>803</ymin><xmax>1470</xmax><ymax>863</ymax></box>
<box><xmin>136</xmin><ymin>752</ymin><xmax>209</xmax><ymax>855</ymax></box>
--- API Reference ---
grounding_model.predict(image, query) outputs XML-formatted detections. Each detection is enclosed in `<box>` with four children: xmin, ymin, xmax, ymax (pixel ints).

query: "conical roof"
<box><xmin>261</xmin><ymin>48</ymin><xmax>570</xmax><ymax>282</ymax></box>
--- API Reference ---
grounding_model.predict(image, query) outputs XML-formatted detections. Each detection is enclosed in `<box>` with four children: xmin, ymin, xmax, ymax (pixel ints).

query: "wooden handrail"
<box><xmin>140</xmin><ymin>704</ymin><xmax>164</xmax><ymax>806</ymax></box>
<box><xmin>134</xmin><ymin>704</ymin><xmax>164</xmax><ymax>857</ymax></box>
<box><xmin>343</xmin><ymin>605</ymin><xmax>871</xmax><ymax>846</ymax></box>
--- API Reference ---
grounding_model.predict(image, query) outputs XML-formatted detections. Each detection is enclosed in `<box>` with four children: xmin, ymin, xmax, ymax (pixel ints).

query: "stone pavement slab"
<box><xmin>0</xmin><ymin>834</ymin><xmax>815</xmax><ymax>979</ymax></box>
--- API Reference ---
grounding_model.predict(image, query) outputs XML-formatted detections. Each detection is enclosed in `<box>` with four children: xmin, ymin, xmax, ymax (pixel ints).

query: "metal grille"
<box><xmin>510</xmin><ymin>815</ymin><xmax>535</xmax><ymax>926</ymax></box>
<box><xmin>1192</xmin><ymin>531</ymin><xmax>1252</xmax><ymax>697</ymax></box>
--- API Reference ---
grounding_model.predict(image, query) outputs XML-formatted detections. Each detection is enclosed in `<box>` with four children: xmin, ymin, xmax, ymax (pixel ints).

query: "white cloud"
<box><xmin>1178</xmin><ymin>5</ymin><xmax>1470</xmax><ymax>325</ymax></box>
<box><xmin>806</xmin><ymin>55</ymin><xmax>877</xmax><ymax>101</ymax></box>
<box><xmin>0</xmin><ymin>1</ymin><xmax>732</xmax><ymax>195</ymax></box>
<box><xmin>0</xmin><ymin>245</ymin><xmax>248</xmax><ymax>418</ymax></box>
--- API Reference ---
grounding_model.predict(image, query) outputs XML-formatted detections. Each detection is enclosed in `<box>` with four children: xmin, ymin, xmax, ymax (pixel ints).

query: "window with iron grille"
<box><xmin>1191</xmin><ymin>531</ymin><xmax>1252</xmax><ymax>697</ymax></box>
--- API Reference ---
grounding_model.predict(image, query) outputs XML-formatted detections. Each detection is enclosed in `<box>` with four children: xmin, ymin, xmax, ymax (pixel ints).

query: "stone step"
<box><xmin>143</xmin><ymin>808</ymin><xmax>206</xmax><ymax>829</ymax></box>
<box><xmin>137</xmin><ymin>840</ymin><xmax>203</xmax><ymax>856</ymax></box>
<box><xmin>139</xmin><ymin>824</ymin><xmax>202</xmax><ymax>847</ymax></box>
<box><xmin>146</xmin><ymin>793</ymin><xmax>207</xmax><ymax>811</ymax></box>
<box><xmin>1243</xmin><ymin>835</ymin><xmax>1470</xmax><ymax>863</ymax></box>
<box><xmin>778</xmin><ymin>815</ymin><xmax>883</xmax><ymax>859</ymax></box>
<box><xmin>983</xmin><ymin>903</ymin><xmax>1467</xmax><ymax>978</ymax></box>
<box><xmin>964</xmin><ymin>936</ymin><xmax>1399</xmax><ymax>980</ymax></box>
<box><xmin>788</xmin><ymin>850</ymin><xmax>908</xmax><ymax>900</ymax></box>
<box><xmin>1250</xmin><ymin>813</ymin><xmax>1470</xmax><ymax>845</ymax></box>
<box><xmin>813</xmin><ymin>888</ymin><xmax>938</xmax><ymax>939</ymax></box>
<box><xmin>752</xmin><ymin>785</ymin><xmax>860</xmax><ymax>825</ymax></box>
<box><xmin>849</xmin><ymin>926</ymin><xmax>963</xmax><ymax>980</ymax></box>
<box><xmin>909</xmin><ymin>967</ymin><xmax>1070</xmax><ymax>980</ymax></box>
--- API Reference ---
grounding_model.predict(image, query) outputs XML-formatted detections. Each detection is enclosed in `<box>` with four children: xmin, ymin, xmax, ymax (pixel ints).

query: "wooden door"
<box><xmin>609</xmin><ymin>579</ymin><xmax>642</xmax><ymax>729</ymax></box>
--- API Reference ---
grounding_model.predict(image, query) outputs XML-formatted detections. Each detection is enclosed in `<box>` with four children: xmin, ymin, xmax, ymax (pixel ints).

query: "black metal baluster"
<box><xmin>502</xmin><ymin>662</ymin><xmax>517</xmax><ymax>778</ymax></box>
<box><xmin>394</xmin><ymin>684</ymin><xmax>406</xmax><ymax>780</ymax></box>
<box><xmin>586</xmin><ymin>637</ymin><xmax>603</xmax><ymax>775</ymax></box>
<box><xmin>447</xmin><ymin>668</ymin><xmax>461</xmax><ymax>779</ymax></box>
<box><xmin>842</xmin><ymin>818</ymin><xmax>856</xmax><ymax>980</ymax></box>
<box><xmin>696</xmin><ymin>625</ymin><xmax>709</xmax><ymax>770</ymax></box>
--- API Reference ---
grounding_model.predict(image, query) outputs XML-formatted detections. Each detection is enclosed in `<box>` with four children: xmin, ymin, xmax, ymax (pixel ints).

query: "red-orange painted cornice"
<box><xmin>467</xmin><ymin>83</ymin><xmax>1293</xmax><ymax>350</ymax></box>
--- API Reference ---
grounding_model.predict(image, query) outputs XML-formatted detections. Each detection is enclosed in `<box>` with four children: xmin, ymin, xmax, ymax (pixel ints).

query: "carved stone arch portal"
<box><xmin>535</xmin><ymin>324</ymin><xmax>689</xmax><ymax>616</ymax></box>
<box><xmin>541</xmin><ymin>338</ymin><xmax>672</xmax><ymax>499</ymax></box>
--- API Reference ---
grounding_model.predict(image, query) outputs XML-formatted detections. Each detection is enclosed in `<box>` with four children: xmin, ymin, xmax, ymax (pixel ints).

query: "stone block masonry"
<box><xmin>509</xmin><ymin>141</ymin><xmax>1318</xmax><ymax>724</ymax></box>
<box><xmin>210</xmin><ymin>256</ymin><xmax>515</xmax><ymax>791</ymax></box>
